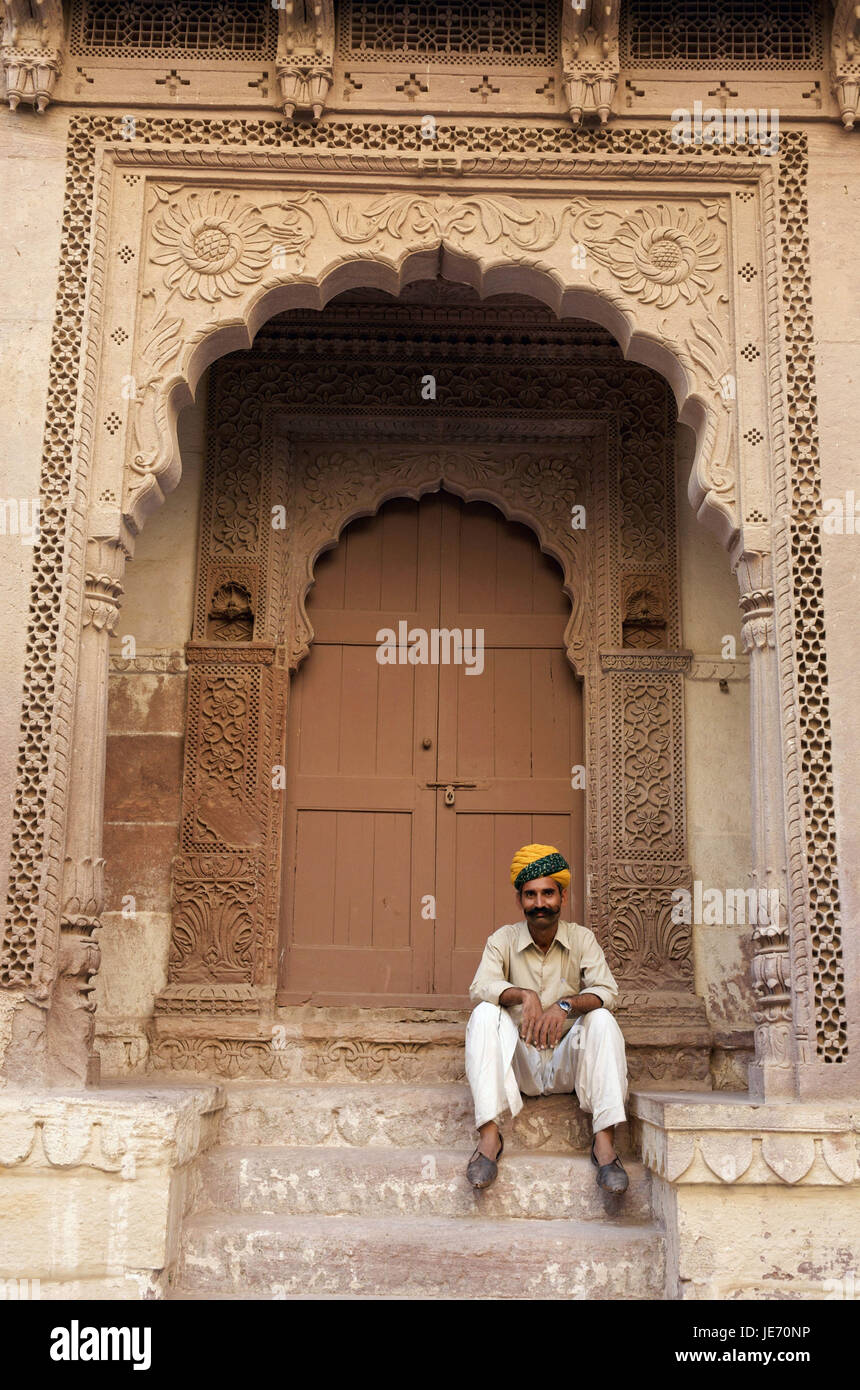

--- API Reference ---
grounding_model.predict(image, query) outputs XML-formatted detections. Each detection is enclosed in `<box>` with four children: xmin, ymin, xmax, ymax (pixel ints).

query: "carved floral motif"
<box><xmin>589</xmin><ymin>203</ymin><xmax>723</xmax><ymax>309</ymax></box>
<box><xmin>323</xmin><ymin>191</ymin><xmax>562</xmax><ymax>253</ymax></box>
<box><xmin>151</xmin><ymin>188</ymin><xmax>314</xmax><ymax>301</ymax></box>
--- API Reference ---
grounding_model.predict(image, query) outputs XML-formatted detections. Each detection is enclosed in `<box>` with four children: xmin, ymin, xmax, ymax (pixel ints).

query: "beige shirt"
<box><xmin>469</xmin><ymin>919</ymin><xmax>619</xmax><ymax>1032</ymax></box>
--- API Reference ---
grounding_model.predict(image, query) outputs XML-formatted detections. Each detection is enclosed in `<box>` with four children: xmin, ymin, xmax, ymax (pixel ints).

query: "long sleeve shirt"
<box><xmin>469</xmin><ymin>919</ymin><xmax>619</xmax><ymax>1034</ymax></box>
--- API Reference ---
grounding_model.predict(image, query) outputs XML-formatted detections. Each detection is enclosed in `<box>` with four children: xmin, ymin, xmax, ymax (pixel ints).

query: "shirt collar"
<box><xmin>515</xmin><ymin>919</ymin><xmax>571</xmax><ymax>952</ymax></box>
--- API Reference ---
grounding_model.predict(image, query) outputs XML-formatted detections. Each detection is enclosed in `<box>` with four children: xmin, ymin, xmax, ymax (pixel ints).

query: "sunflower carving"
<box><xmin>151</xmin><ymin>190</ymin><xmax>311</xmax><ymax>302</ymax></box>
<box><xmin>584</xmin><ymin>203</ymin><xmax>723</xmax><ymax>310</ymax></box>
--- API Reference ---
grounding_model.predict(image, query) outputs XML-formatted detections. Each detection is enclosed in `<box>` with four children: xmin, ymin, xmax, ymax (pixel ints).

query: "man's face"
<box><xmin>517</xmin><ymin>876</ymin><xmax>566</xmax><ymax>928</ymax></box>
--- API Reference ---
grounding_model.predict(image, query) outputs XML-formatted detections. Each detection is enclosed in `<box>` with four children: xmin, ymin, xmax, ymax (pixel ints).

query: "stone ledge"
<box><xmin>0</xmin><ymin>1083</ymin><xmax>224</xmax><ymax>1297</ymax></box>
<box><xmin>630</xmin><ymin>1090</ymin><xmax>860</xmax><ymax>1185</ymax></box>
<box><xmin>0</xmin><ymin>1082</ymin><xmax>225</xmax><ymax>1171</ymax></box>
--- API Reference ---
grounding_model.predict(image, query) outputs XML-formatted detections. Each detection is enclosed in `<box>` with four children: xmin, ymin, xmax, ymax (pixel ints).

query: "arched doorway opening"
<box><xmin>279</xmin><ymin>490</ymin><xmax>584</xmax><ymax>1006</ymax></box>
<box><xmin>131</xmin><ymin>278</ymin><xmax>741</xmax><ymax>1085</ymax></box>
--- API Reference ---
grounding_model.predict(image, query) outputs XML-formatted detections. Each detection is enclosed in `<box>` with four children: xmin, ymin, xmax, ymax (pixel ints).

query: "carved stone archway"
<box><xmin>149</xmin><ymin>311</ymin><xmax>707</xmax><ymax>1077</ymax></box>
<box><xmin>0</xmin><ymin>121</ymin><xmax>850</xmax><ymax>1107</ymax></box>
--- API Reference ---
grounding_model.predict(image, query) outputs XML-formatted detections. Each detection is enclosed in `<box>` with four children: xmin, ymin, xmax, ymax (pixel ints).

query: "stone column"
<box><xmin>732</xmin><ymin>547</ymin><xmax>795</xmax><ymax>1100</ymax></box>
<box><xmin>48</xmin><ymin>531</ymin><xmax>128</xmax><ymax>1087</ymax></box>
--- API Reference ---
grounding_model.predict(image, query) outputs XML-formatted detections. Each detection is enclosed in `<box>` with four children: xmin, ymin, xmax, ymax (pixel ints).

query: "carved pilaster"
<box><xmin>276</xmin><ymin>0</ymin><xmax>335</xmax><ymax>121</ymax></box>
<box><xmin>52</xmin><ymin>534</ymin><xmax>129</xmax><ymax>1086</ymax></box>
<box><xmin>734</xmin><ymin>548</ymin><xmax>794</xmax><ymax>1099</ymax></box>
<box><xmin>560</xmin><ymin>0</ymin><xmax>619</xmax><ymax>125</ymax></box>
<box><xmin>831</xmin><ymin>0</ymin><xmax>860</xmax><ymax>130</ymax></box>
<box><xmin>1</xmin><ymin>0</ymin><xmax>64</xmax><ymax>112</ymax></box>
<box><xmin>154</xmin><ymin>643</ymin><xmax>288</xmax><ymax>1021</ymax></box>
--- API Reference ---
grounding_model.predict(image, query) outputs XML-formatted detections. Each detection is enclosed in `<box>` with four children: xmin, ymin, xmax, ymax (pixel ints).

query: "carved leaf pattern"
<box><xmin>170</xmin><ymin>853</ymin><xmax>256</xmax><ymax>982</ymax></box>
<box><xmin>608</xmin><ymin>890</ymin><xmax>693</xmax><ymax>987</ymax></box>
<box><xmin>321</xmin><ymin>193</ymin><xmax>561</xmax><ymax>252</ymax></box>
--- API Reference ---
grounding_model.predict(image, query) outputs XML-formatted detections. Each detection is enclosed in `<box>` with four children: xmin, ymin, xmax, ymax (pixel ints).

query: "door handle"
<box><xmin>424</xmin><ymin>780</ymin><xmax>478</xmax><ymax>806</ymax></box>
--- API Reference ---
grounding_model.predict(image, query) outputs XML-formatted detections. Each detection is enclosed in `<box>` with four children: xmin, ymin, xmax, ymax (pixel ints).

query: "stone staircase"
<box><xmin>171</xmin><ymin>1080</ymin><xmax>666</xmax><ymax>1299</ymax></box>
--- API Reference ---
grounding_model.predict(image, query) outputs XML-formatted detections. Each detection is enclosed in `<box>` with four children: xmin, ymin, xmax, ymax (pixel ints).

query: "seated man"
<box><xmin>465</xmin><ymin>843</ymin><xmax>629</xmax><ymax>1195</ymax></box>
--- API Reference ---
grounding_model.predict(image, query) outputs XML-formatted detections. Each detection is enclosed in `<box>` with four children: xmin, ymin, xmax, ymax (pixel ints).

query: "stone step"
<box><xmin>175</xmin><ymin>1211</ymin><xmax>664</xmax><ymax>1300</ymax></box>
<box><xmin>193</xmin><ymin>1145</ymin><xmax>652</xmax><ymax>1223</ymax></box>
<box><xmin>218</xmin><ymin>1082</ymin><xmax>634</xmax><ymax>1154</ymax></box>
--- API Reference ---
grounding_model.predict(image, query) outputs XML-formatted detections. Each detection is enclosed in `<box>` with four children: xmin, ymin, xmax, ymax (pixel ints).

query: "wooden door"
<box><xmin>433</xmin><ymin>494</ymin><xmax>584</xmax><ymax>993</ymax></box>
<box><xmin>278</xmin><ymin>490</ymin><xmax>583</xmax><ymax>1005</ymax></box>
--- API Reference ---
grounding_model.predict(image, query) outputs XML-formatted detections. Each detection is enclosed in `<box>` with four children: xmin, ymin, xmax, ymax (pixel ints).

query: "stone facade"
<box><xmin>0</xmin><ymin>1</ymin><xmax>858</xmax><ymax>1300</ymax></box>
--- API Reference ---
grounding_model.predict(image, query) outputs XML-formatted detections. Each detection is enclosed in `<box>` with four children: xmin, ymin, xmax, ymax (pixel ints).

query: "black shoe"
<box><xmin>591</xmin><ymin>1137</ymin><xmax>629</xmax><ymax>1194</ymax></box>
<box><xmin>467</xmin><ymin>1132</ymin><xmax>504</xmax><ymax>1189</ymax></box>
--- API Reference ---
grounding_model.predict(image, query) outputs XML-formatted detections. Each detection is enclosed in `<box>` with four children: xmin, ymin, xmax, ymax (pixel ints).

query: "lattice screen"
<box><xmin>339</xmin><ymin>1</ymin><xmax>558</xmax><ymax>66</ymax></box>
<box><xmin>69</xmin><ymin>0</ymin><xmax>277</xmax><ymax>61</ymax></box>
<box><xmin>621</xmin><ymin>0</ymin><xmax>822</xmax><ymax>70</ymax></box>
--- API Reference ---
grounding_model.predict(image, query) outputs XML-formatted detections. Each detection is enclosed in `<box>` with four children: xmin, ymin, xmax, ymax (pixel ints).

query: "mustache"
<box><xmin>526</xmin><ymin>906</ymin><xmax>556</xmax><ymax>917</ymax></box>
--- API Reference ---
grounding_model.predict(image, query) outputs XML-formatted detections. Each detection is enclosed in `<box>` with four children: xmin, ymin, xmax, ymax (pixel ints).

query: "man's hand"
<box><xmin>518</xmin><ymin>989</ymin><xmax>543</xmax><ymax>1046</ymax></box>
<box><xmin>532</xmin><ymin>1003</ymin><xmax>568</xmax><ymax>1049</ymax></box>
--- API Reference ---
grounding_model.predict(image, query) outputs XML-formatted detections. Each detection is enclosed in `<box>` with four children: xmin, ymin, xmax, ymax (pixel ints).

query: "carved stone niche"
<box><xmin>620</xmin><ymin>574</ymin><xmax>669</xmax><ymax>649</ymax></box>
<box><xmin>207</xmin><ymin>580</ymin><xmax>254</xmax><ymax>642</ymax></box>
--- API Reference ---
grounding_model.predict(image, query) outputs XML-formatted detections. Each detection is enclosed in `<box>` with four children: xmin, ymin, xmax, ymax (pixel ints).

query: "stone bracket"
<box><xmin>561</xmin><ymin>0</ymin><xmax>620</xmax><ymax>124</ymax></box>
<box><xmin>1</xmin><ymin>0</ymin><xmax>64</xmax><ymax>111</ymax></box>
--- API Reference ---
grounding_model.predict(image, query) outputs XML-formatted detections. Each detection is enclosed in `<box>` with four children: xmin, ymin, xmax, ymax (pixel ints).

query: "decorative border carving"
<box><xmin>0</xmin><ymin>115</ymin><xmax>844</xmax><ymax>1085</ymax></box>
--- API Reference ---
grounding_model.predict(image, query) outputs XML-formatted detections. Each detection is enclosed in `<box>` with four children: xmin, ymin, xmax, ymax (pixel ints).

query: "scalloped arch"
<box><xmin>128</xmin><ymin>246</ymin><xmax>735</xmax><ymax>549</ymax></box>
<box><xmin>290</xmin><ymin>469</ymin><xmax>586</xmax><ymax>677</ymax></box>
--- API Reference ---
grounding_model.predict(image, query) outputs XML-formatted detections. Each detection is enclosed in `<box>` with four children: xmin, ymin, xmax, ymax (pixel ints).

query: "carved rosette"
<box><xmin>128</xmin><ymin>177</ymin><xmax>738</xmax><ymax>549</ymax></box>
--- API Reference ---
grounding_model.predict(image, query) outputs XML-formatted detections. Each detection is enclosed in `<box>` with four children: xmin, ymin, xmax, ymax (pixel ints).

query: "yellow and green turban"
<box><xmin>510</xmin><ymin>843</ymin><xmax>571</xmax><ymax>893</ymax></box>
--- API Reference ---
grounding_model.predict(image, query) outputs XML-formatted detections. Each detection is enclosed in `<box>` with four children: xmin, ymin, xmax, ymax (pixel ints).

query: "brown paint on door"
<box><xmin>278</xmin><ymin>490</ymin><xmax>584</xmax><ymax>1005</ymax></box>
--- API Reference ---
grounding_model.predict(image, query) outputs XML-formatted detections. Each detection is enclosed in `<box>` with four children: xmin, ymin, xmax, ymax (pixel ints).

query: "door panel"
<box><xmin>433</xmin><ymin>495</ymin><xmax>583</xmax><ymax>995</ymax></box>
<box><xmin>279</xmin><ymin>499</ymin><xmax>440</xmax><ymax>998</ymax></box>
<box><xmin>279</xmin><ymin>488</ymin><xmax>583</xmax><ymax>1004</ymax></box>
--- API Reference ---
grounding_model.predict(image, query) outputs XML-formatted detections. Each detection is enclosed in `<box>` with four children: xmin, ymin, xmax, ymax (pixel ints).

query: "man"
<box><xmin>465</xmin><ymin>843</ymin><xmax>629</xmax><ymax>1195</ymax></box>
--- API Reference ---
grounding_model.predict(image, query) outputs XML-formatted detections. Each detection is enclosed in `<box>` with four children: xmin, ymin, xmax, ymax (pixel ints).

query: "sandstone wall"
<box><xmin>96</xmin><ymin>390</ymin><xmax>206</xmax><ymax>1074</ymax></box>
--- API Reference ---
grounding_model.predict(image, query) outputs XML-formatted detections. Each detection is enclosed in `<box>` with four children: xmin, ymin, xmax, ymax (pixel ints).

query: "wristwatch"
<box><xmin>557</xmin><ymin>999</ymin><xmax>573</xmax><ymax>1015</ymax></box>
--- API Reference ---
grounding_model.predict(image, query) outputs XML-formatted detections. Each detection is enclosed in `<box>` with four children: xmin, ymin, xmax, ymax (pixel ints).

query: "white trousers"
<box><xmin>465</xmin><ymin>1001</ymin><xmax>629</xmax><ymax>1135</ymax></box>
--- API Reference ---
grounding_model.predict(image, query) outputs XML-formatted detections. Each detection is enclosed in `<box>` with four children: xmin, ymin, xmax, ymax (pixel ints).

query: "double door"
<box><xmin>278</xmin><ymin>490</ymin><xmax>584</xmax><ymax>1004</ymax></box>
